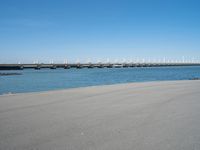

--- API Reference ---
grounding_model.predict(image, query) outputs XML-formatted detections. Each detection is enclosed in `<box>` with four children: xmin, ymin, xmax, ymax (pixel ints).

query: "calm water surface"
<box><xmin>0</xmin><ymin>66</ymin><xmax>200</xmax><ymax>94</ymax></box>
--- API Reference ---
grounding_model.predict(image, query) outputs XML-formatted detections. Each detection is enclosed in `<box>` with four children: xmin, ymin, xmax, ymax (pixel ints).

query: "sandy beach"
<box><xmin>0</xmin><ymin>80</ymin><xmax>200</xmax><ymax>150</ymax></box>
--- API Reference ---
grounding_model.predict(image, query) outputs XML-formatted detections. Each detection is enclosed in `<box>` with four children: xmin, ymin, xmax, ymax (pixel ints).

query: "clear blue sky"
<box><xmin>0</xmin><ymin>0</ymin><xmax>200</xmax><ymax>63</ymax></box>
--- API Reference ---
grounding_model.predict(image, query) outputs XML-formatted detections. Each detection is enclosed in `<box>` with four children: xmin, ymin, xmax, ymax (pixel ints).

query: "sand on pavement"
<box><xmin>0</xmin><ymin>80</ymin><xmax>200</xmax><ymax>150</ymax></box>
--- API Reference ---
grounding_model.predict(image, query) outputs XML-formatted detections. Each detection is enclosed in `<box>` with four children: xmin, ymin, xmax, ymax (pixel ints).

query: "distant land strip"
<box><xmin>0</xmin><ymin>73</ymin><xmax>22</xmax><ymax>76</ymax></box>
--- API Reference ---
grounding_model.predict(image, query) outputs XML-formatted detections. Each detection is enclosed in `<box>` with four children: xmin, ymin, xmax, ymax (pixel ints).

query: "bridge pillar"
<box><xmin>76</xmin><ymin>64</ymin><xmax>82</xmax><ymax>69</ymax></box>
<box><xmin>19</xmin><ymin>65</ymin><xmax>24</xmax><ymax>70</ymax></box>
<box><xmin>88</xmin><ymin>64</ymin><xmax>94</xmax><ymax>68</ymax></box>
<box><xmin>35</xmin><ymin>65</ymin><xmax>41</xmax><ymax>70</ymax></box>
<box><xmin>64</xmin><ymin>65</ymin><xmax>70</xmax><ymax>69</ymax></box>
<box><xmin>107</xmin><ymin>64</ymin><xmax>113</xmax><ymax>68</ymax></box>
<box><xmin>50</xmin><ymin>65</ymin><xmax>57</xmax><ymax>69</ymax></box>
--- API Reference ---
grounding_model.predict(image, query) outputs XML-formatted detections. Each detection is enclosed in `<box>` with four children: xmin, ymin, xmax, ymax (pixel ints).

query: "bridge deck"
<box><xmin>0</xmin><ymin>63</ymin><xmax>200</xmax><ymax>70</ymax></box>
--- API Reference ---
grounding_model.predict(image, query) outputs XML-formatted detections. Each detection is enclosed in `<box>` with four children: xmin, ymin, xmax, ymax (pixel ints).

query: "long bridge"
<box><xmin>0</xmin><ymin>63</ymin><xmax>200</xmax><ymax>70</ymax></box>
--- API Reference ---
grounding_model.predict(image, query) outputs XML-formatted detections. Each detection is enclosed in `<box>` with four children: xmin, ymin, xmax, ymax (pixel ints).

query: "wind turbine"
<box><xmin>76</xmin><ymin>58</ymin><xmax>80</xmax><ymax>64</ymax></box>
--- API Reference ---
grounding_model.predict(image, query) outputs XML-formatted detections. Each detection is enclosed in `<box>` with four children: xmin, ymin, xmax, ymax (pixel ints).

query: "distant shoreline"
<box><xmin>0</xmin><ymin>72</ymin><xmax>22</xmax><ymax>76</ymax></box>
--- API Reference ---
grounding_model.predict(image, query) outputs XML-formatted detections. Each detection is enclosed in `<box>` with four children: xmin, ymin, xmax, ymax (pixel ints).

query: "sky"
<box><xmin>0</xmin><ymin>0</ymin><xmax>200</xmax><ymax>63</ymax></box>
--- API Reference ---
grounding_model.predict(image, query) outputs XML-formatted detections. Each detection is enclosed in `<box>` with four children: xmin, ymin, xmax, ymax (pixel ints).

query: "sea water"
<box><xmin>0</xmin><ymin>66</ymin><xmax>200</xmax><ymax>94</ymax></box>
